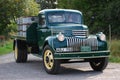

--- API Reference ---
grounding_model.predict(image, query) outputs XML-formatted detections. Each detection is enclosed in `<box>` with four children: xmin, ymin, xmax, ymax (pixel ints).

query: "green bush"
<box><xmin>109</xmin><ymin>40</ymin><xmax>120</xmax><ymax>63</ymax></box>
<box><xmin>0</xmin><ymin>40</ymin><xmax>13</xmax><ymax>55</ymax></box>
<box><xmin>110</xmin><ymin>40</ymin><xmax>120</xmax><ymax>57</ymax></box>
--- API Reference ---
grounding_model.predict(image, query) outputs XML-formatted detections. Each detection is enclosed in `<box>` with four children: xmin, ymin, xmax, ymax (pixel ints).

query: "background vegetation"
<box><xmin>58</xmin><ymin>0</ymin><xmax>120</xmax><ymax>38</ymax></box>
<box><xmin>0</xmin><ymin>0</ymin><xmax>120</xmax><ymax>38</ymax></box>
<box><xmin>0</xmin><ymin>40</ymin><xmax>12</xmax><ymax>55</ymax></box>
<box><xmin>0</xmin><ymin>0</ymin><xmax>39</xmax><ymax>37</ymax></box>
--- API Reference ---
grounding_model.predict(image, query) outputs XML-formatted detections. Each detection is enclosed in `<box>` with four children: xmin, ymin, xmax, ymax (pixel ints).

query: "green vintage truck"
<box><xmin>13</xmin><ymin>9</ymin><xmax>110</xmax><ymax>74</ymax></box>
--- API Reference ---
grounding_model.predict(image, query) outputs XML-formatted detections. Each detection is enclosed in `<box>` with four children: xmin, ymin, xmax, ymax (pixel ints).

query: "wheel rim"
<box><xmin>44</xmin><ymin>50</ymin><xmax>54</xmax><ymax>70</ymax></box>
<box><xmin>93</xmin><ymin>61</ymin><xmax>101</xmax><ymax>66</ymax></box>
<box><xmin>14</xmin><ymin>44</ymin><xmax>18</xmax><ymax>60</ymax></box>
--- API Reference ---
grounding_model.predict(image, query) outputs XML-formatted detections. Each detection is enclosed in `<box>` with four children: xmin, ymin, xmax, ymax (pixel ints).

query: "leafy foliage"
<box><xmin>0</xmin><ymin>40</ymin><xmax>13</xmax><ymax>55</ymax></box>
<box><xmin>58</xmin><ymin>0</ymin><xmax>120</xmax><ymax>38</ymax></box>
<box><xmin>0</xmin><ymin>0</ymin><xmax>120</xmax><ymax>38</ymax></box>
<box><xmin>0</xmin><ymin>0</ymin><xmax>39</xmax><ymax>36</ymax></box>
<box><xmin>38</xmin><ymin>0</ymin><xmax>57</xmax><ymax>10</ymax></box>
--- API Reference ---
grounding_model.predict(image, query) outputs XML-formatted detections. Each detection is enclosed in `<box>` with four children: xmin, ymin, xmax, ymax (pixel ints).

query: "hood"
<box><xmin>48</xmin><ymin>24</ymin><xmax>88</xmax><ymax>37</ymax></box>
<box><xmin>49</xmin><ymin>24</ymin><xmax>88</xmax><ymax>30</ymax></box>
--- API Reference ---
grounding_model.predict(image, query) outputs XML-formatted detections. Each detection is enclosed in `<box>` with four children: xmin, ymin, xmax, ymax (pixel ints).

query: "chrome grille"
<box><xmin>72</xmin><ymin>30</ymin><xmax>88</xmax><ymax>38</ymax></box>
<box><xmin>66</xmin><ymin>37</ymin><xmax>98</xmax><ymax>52</ymax></box>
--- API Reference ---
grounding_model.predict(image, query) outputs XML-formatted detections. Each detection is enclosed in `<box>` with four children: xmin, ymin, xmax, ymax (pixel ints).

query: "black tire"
<box><xmin>43</xmin><ymin>45</ymin><xmax>60</xmax><ymax>74</ymax></box>
<box><xmin>14</xmin><ymin>40</ymin><xmax>27</xmax><ymax>63</ymax></box>
<box><xmin>89</xmin><ymin>57</ymin><xmax>108</xmax><ymax>71</ymax></box>
<box><xmin>61</xmin><ymin>59</ymin><xmax>70</xmax><ymax>63</ymax></box>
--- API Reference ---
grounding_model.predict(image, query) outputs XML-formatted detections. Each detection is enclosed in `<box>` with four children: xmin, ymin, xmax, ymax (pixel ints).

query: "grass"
<box><xmin>109</xmin><ymin>40</ymin><xmax>120</xmax><ymax>63</ymax></box>
<box><xmin>0</xmin><ymin>40</ymin><xmax>13</xmax><ymax>55</ymax></box>
<box><xmin>109</xmin><ymin>56</ymin><xmax>120</xmax><ymax>63</ymax></box>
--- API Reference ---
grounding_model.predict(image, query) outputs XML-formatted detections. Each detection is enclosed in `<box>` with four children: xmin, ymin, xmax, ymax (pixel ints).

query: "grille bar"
<box><xmin>72</xmin><ymin>30</ymin><xmax>88</xmax><ymax>38</ymax></box>
<box><xmin>66</xmin><ymin>37</ymin><xmax>98</xmax><ymax>52</ymax></box>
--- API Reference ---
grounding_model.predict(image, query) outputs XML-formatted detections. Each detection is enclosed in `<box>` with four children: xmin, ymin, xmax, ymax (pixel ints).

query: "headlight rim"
<box><xmin>57</xmin><ymin>32</ymin><xmax>65</xmax><ymax>42</ymax></box>
<box><xmin>98</xmin><ymin>32</ymin><xmax>106</xmax><ymax>41</ymax></box>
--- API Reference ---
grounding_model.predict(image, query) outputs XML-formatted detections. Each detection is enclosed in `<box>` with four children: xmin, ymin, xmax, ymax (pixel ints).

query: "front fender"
<box><xmin>43</xmin><ymin>36</ymin><xmax>56</xmax><ymax>51</ymax></box>
<box><xmin>43</xmin><ymin>36</ymin><xmax>67</xmax><ymax>51</ymax></box>
<box><xmin>88</xmin><ymin>35</ymin><xmax>108</xmax><ymax>51</ymax></box>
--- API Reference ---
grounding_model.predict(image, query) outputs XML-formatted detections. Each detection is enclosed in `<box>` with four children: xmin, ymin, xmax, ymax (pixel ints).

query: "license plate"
<box><xmin>81</xmin><ymin>46</ymin><xmax>91</xmax><ymax>52</ymax></box>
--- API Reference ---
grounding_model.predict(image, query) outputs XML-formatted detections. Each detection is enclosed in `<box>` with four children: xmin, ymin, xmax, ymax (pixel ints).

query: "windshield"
<box><xmin>47</xmin><ymin>12</ymin><xmax>81</xmax><ymax>24</ymax></box>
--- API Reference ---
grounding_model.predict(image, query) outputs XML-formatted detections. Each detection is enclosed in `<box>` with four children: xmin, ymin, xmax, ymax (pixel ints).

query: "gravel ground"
<box><xmin>0</xmin><ymin>53</ymin><xmax>120</xmax><ymax>80</ymax></box>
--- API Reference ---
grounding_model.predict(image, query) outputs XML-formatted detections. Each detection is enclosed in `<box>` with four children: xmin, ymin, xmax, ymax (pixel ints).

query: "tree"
<box><xmin>58</xmin><ymin>0</ymin><xmax>120</xmax><ymax>38</ymax></box>
<box><xmin>36</xmin><ymin>0</ymin><xmax>57</xmax><ymax>10</ymax></box>
<box><xmin>0</xmin><ymin>0</ymin><xmax>39</xmax><ymax>36</ymax></box>
<box><xmin>105</xmin><ymin>0</ymin><xmax>120</xmax><ymax>37</ymax></box>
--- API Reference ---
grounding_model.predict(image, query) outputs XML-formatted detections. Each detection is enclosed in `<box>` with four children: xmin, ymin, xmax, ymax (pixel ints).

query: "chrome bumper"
<box><xmin>54</xmin><ymin>50</ymin><xmax>110</xmax><ymax>59</ymax></box>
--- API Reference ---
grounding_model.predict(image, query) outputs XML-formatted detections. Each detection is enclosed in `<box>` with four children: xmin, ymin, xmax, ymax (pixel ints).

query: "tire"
<box><xmin>89</xmin><ymin>57</ymin><xmax>108</xmax><ymax>71</ymax></box>
<box><xmin>61</xmin><ymin>59</ymin><xmax>70</xmax><ymax>63</ymax></box>
<box><xmin>43</xmin><ymin>45</ymin><xmax>60</xmax><ymax>74</ymax></box>
<box><xmin>14</xmin><ymin>40</ymin><xmax>27</xmax><ymax>63</ymax></box>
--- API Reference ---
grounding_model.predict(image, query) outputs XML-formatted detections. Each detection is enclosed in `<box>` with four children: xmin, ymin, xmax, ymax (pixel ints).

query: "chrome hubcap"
<box><xmin>44</xmin><ymin>50</ymin><xmax>54</xmax><ymax>70</ymax></box>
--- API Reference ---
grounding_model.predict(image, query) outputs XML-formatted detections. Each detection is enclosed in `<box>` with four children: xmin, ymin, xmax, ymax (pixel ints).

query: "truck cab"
<box><xmin>13</xmin><ymin>9</ymin><xmax>110</xmax><ymax>74</ymax></box>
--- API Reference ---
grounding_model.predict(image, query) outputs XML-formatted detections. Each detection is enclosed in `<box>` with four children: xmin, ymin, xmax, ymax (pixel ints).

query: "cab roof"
<box><xmin>39</xmin><ymin>9</ymin><xmax>82</xmax><ymax>15</ymax></box>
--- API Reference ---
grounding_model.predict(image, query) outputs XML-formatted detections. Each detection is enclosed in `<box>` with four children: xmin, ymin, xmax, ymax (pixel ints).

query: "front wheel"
<box><xmin>43</xmin><ymin>45</ymin><xmax>60</xmax><ymax>74</ymax></box>
<box><xmin>89</xmin><ymin>57</ymin><xmax>108</xmax><ymax>71</ymax></box>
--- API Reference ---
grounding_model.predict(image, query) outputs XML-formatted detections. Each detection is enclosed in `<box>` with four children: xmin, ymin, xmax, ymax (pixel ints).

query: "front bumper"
<box><xmin>54</xmin><ymin>50</ymin><xmax>110</xmax><ymax>59</ymax></box>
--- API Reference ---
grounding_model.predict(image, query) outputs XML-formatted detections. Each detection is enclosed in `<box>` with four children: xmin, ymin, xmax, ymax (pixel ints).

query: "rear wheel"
<box><xmin>43</xmin><ymin>45</ymin><xmax>60</xmax><ymax>74</ymax></box>
<box><xmin>14</xmin><ymin>40</ymin><xmax>27</xmax><ymax>63</ymax></box>
<box><xmin>89</xmin><ymin>57</ymin><xmax>108</xmax><ymax>71</ymax></box>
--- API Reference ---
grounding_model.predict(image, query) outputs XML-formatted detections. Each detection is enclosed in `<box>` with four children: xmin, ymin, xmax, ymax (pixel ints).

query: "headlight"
<box><xmin>98</xmin><ymin>32</ymin><xmax>106</xmax><ymax>41</ymax></box>
<box><xmin>57</xmin><ymin>32</ymin><xmax>65</xmax><ymax>41</ymax></box>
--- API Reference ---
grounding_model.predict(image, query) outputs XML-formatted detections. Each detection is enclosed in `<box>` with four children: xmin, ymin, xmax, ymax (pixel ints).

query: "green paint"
<box><xmin>26</xmin><ymin>23</ymin><xmax>38</xmax><ymax>45</ymax></box>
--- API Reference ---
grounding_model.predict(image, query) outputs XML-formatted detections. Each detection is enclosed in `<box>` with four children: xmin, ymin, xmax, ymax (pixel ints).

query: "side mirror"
<box><xmin>38</xmin><ymin>14</ymin><xmax>47</xmax><ymax>28</ymax></box>
<box><xmin>41</xmin><ymin>18</ymin><xmax>46</xmax><ymax>24</ymax></box>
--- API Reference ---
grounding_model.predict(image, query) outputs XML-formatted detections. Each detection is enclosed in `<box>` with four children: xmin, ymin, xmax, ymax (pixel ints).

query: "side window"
<box><xmin>39</xmin><ymin>14</ymin><xmax>46</xmax><ymax>27</ymax></box>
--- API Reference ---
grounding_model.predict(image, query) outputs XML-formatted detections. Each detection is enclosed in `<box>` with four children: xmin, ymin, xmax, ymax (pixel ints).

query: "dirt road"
<box><xmin>0</xmin><ymin>53</ymin><xmax>120</xmax><ymax>80</ymax></box>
